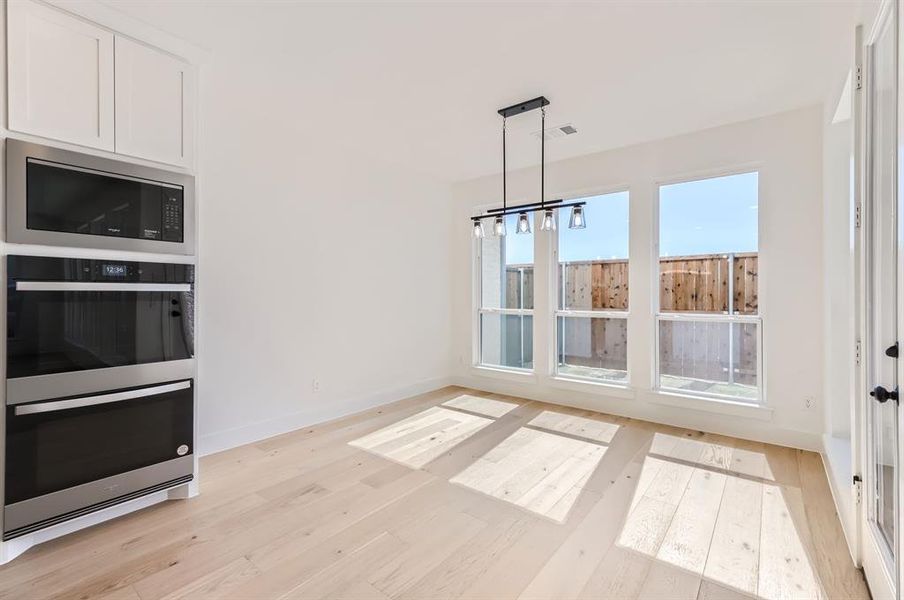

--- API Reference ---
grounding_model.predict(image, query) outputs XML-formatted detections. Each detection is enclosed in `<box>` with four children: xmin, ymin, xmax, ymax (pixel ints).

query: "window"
<box><xmin>656</xmin><ymin>172</ymin><xmax>761</xmax><ymax>402</ymax></box>
<box><xmin>477</xmin><ymin>212</ymin><xmax>533</xmax><ymax>370</ymax></box>
<box><xmin>555</xmin><ymin>192</ymin><xmax>629</xmax><ymax>383</ymax></box>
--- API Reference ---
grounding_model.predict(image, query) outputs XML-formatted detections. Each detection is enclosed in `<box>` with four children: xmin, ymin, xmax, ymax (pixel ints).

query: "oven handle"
<box><xmin>15</xmin><ymin>282</ymin><xmax>191</xmax><ymax>292</ymax></box>
<box><xmin>14</xmin><ymin>381</ymin><xmax>191</xmax><ymax>416</ymax></box>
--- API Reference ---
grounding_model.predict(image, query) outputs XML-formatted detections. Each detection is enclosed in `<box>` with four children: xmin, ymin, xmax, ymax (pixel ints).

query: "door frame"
<box><xmin>859</xmin><ymin>1</ymin><xmax>902</xmax><ymax>598</ymax></box>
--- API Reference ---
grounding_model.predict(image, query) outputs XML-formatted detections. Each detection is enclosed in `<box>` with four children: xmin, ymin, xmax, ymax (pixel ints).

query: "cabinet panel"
<box><xmin>8</xmin><ymin>0</ymin><xmax>115</xmax><ymax>150</ymax></box>
<box><xmin>114</xmin><ymin>36</ymin><xmax>194</xmax><ymax>167</ymax></box>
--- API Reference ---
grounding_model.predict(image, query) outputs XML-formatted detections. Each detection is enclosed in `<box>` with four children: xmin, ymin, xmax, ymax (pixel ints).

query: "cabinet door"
<box><xmin>8</xmin><ymin>0</ymin><xmax>115</xmax><ymax>150</ymax></box>
<box><xmin>114</xmin><ymin>36</ymin><xmax>194</xmax><ymax>167</ymax></box>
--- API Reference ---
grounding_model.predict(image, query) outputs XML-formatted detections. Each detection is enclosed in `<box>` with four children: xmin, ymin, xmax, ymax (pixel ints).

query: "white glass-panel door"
<box><xmin>862</xmin><ymin>3</ymin><xmax>899</xmax><ymax>598</ymax></box>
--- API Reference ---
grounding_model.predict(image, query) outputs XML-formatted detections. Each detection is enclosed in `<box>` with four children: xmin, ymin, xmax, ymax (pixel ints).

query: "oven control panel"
<box><xmin>8</xmin><ymin>255</ymin><xmax>194</xmax><ymax>284</ymax></box>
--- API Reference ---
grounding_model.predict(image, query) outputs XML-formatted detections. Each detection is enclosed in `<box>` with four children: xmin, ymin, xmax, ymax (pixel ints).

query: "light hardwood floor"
<box><xmin>0</xmin><ymin>386</ymin><xmax>869</xmax><ymax>600</ymax></box>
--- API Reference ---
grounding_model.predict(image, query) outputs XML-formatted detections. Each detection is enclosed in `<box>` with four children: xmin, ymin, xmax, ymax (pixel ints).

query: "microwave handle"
<box><xmin>14</xmin><ymin>381</ymin><xmax>191</xmax><ymax>416</ymax></box>
<box><xmin>15</xmin><ymin>282</ymin><xmax>191</xmax><ymax>292</ymax></box>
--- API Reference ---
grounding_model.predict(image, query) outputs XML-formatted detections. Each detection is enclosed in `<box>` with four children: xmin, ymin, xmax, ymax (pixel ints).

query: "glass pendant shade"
<box><xmin>540</xmin><ymin>209</ymin><xmax>556</xmax><ymax>231</ymax></box>
<box><xmin>516</xmin><ymin>212</ymin><xmax>531</xmax><ymax>234</ymax></box>
<box><xmin>568</xmin><ymin>205</ymin><xmax>586</xmax><ymax>229</ymax></box>
<box><xmin>493</xmin><ymin>214</ymin><xmax>506</xmax><ymax>236</ymax></box>
<box><xmin>472</xmin><ymin>219</ymin><xmax>485</xmax><ymax>238</ymax></box>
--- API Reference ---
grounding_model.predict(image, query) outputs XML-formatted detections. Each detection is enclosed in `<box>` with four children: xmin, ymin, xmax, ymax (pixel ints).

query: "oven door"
<box><xmin>8</xmin><ymin>281</ymin><xmax>195</xmax><ymax>404</ymax></box>
<box><xmin>4</xmin><ymin>380</ymin><xmax>194</xmax><ymax>538</ymax></box>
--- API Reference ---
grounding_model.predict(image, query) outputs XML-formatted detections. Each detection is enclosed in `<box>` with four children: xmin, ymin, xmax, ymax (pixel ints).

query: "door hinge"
<box><xmin>855</xmin><ymin>204</ymin><xmax>862</xmax><ymax>228</ymax></box>
<box><xmin>853</xmin><ymin>474</ymin><xmax>862</xmax><ymax>505</ymax></box>
<box><xmin>856</xmin><ymin>65</ymin><xmax>863</xmax><ymax>90</ymax></box>
<box><xmin>855</xmin><ymin>339</ymin><xmax>862</xmax><ymax>366</ymax></box>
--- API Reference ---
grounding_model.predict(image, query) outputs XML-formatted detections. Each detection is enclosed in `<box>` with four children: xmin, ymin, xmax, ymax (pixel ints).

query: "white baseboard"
<box><xmin>198</xmin><ymin>376</ymin><xmax>454</xmax><ymax>456</ymax></box>
<box><xmin>452</xmin><ymin>374</ymin><xmax>823</xmax><ymax>452</ymax></box>
<box><xmin>822</xmin><ymin>433</ymin><xmax>859</xmax><ymax>564</ymax></box>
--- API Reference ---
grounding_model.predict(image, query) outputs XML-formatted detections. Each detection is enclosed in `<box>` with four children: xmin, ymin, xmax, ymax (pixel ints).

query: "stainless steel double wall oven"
<box><xmin>4</xmin><ymin>141</ymin><xmax>196</xmax><ymax>539</ymax></box>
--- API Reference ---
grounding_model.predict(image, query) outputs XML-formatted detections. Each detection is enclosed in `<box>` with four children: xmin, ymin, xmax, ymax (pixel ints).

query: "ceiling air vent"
<box><xmin>532</xmin><ymin>123</ymin><xmax>577</xmax><ymax>140</ymax></box>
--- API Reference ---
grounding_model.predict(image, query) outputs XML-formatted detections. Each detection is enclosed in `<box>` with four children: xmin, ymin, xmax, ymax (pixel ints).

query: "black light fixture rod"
<box><xmin>485</xmin><ymin>198</ymin><xmax>564</xmax><ymax>214</ymax></box>
<box><xmin>471</xmin><ymin>201</ymin><xmax>586</xmax><ymax>222</ymax></box>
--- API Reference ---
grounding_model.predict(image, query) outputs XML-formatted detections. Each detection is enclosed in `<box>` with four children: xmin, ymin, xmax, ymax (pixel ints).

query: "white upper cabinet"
<box><xmin>7</xmin><ymin>0</ymin><xmax>115</xmax><ymax>150</ymax></box>
<box><xmin>6</xmin><ymin>0</ymin><xmax>195</xmax><ymax>167</ymax></box>
<box><xmin>114</xmin><ymin>36</ymin><xmax>194</xmax><ymax>167</ymax></box>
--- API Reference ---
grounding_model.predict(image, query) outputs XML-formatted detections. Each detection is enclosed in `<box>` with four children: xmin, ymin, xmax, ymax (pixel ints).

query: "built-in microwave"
<box><xmin>6</xmin><ymin>139</ymin><xmax>195</xmax><ymax>255</ymax></box>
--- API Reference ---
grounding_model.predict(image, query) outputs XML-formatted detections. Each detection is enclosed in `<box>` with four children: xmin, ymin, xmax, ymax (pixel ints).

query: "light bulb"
<box><xmin>540</xmin><ymin>209</ymin><xmax>556</xmax><ymax>231</ymax></box>
<box><xmin>493</xmin><ymin>215</ymin><xmax>506</xmax><ymax>236</ymax></box>
<box><xmin>516</xmin><ymin>212</ymin><xmax>531</xmax><ymax>234</ymax></box>
<box><xmin>569</xmin><ymin>205</ymin><xmax>586</xmax><ymax>229</ymax></box>
<box><xmin>473</xmin><ymin>220</ymin><xmax>485</xmax><ymax>238</ymax></box>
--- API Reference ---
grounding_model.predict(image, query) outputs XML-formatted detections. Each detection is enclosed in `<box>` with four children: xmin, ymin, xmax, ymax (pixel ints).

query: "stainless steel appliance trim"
<box><xmin>26</xmin><ymin>157</ymin><xmax>184</xmax><ymax>190</ymax></box>
<box><xmin>14</xmin><ymin>381</ymin><xmax>191</xmax><ymax>415</ymax></box>
<box><xmin>7</xmin><ymin>359</ymin><xmax>196</xmax><ymax>406</ymax></box>
<box><xmin>3</xmin><ymin>455</ymin><xmax>194</xmax><ymax>534</ymax></box>
<box><xmin>6</xmin><ymin>139</ymin><xmax>195</xmax><ymax>255</ymax></box>
<box><xmin>16</xmin><ymin>281</ymin><xmax>192</xmax><ymax>292</ymax></box>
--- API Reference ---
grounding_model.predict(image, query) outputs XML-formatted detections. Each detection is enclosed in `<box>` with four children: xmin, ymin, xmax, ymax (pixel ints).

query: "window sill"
<box><xmin>470</xmin><ymin>365</ymin><xmax>538</xmax><ymax>384</ymax></box>
<box><xmin>548</xmin><ymin>376</ymin><xmax>635</xmax><ymax>400</ymax></box>
<box><xmin>644</xmin><ymin>389</ymin><xmax>773</xmax><ymax>421</ymax></box>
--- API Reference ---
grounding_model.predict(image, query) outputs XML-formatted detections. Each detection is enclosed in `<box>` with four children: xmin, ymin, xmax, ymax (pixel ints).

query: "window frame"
<box><xmin>549</xmin><ymin>188</ymin><xmax>631</xmax><ymax>388</ymax></box>
<box><xmin>652</xmin><ymin>169</ymin><xmax>766</xmax><ymax>405</ymax></box>
<box><xmin>471</xmin><ymin>204</ymin><xmax>535</xmax><ymax>375</ymax></box>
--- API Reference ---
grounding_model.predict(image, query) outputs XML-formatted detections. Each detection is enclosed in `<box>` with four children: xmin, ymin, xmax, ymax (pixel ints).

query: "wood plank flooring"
<box><xmin>0</xmin><ymin>386</ymin><xmax>868</xmax><ymax>600</ymax></box>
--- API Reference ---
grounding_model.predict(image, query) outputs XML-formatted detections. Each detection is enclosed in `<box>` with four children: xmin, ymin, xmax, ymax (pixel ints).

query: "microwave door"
<box><xmin>6</xmin><ymin>139</ymin><xmax>194</xmax><ymax>254</ymax></box>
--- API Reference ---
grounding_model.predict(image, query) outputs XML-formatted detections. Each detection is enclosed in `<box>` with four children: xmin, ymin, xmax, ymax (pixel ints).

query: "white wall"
<box><xmin>451</xmin><ymin>106</ymin><xmax>826</xmax><ymax>450</ymax></box>
<box><xmin>194</xmin><ymin>57</ymin><xmax>454</xmax><ymax>453</ymax></box>
<box><xmin>823</xmin><ymin>86</ymin><xmax>856</xmax><ymax>442</ymax></box>
<box><xmin>821</xmin><ymin>70</ymin><xmax>859</xmax><ymax>556</ymax></box>
<box><xmin>0</xmin><ymin>2</ymin><xmax>455</xmax><ymax>456</ymax></box>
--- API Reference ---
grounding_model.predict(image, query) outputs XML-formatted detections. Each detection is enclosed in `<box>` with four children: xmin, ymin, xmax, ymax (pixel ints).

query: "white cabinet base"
<box><xmin>0</xmin><ymin>480</ymin><xmax>198</xmax><ymax>565</ymax></box>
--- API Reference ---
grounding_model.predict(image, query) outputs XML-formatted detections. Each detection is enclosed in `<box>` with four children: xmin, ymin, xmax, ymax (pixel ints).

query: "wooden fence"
<box><xmin>660</xmin><ymin>252</ymin><xmax>758</xmax><ymax>314</ymax></box>
<box><xmin>505</xmin><ymin>252</ymin><xmax>757</xmax><ymax>313</ymax></box>
<box><xmin>501</xmin><ymin>253</ymin><xmax>759</xmax><ymax>382</ymax></box>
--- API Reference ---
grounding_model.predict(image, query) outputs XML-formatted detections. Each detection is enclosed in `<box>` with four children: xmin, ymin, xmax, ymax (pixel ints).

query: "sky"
<box><xmin>503</xmin><ymin>172</ymin><xmax>758</xmax><ymax>264</ymax></box>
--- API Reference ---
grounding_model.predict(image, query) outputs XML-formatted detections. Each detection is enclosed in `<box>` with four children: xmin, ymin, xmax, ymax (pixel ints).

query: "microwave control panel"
<box><xmin>161</xmin><ymin>191</ymin><xmax>184</xmax><ymax>243</ymax></box>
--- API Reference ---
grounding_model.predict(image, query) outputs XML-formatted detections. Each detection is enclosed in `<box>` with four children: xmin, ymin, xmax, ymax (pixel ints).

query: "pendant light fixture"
<box><xmin>541</xmin><ymin>208</ymin><xmax>556</xmax><ymax>232</ymax></box>
<box><xmin>568</xmin><ymin>204</ymin><xmax>586</xmax><ymax>229</ymax></box>
<box><xmin>470</xmin><ymin>96</ymin><xmax>587</xmax><ymax>234</ymax></box>
<box><xmin>493</xmin><ymin>214</ymin><xmax>506</xmax><ymax>236</ymax></box>
<box><xmin>493</xmin><ymin>115</ymin><xmax>508</xmax><ymax>237</ymax></box>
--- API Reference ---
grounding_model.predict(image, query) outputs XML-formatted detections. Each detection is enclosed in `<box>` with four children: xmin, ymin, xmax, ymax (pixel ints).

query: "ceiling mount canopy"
<box><xmin>472</xmin><ymin>96</ymin><xmax>585</xmax><ymax>238</ymax></box>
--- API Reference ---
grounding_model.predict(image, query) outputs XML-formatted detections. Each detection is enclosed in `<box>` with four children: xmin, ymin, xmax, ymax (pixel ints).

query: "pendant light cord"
<box><xmin>540</xmin><ymin>106</ymin><xmax>545</xmax><ymax>208</ymax></box>
<box><xmin>502</xmin><ymin>117</ymin><xmax>507</xmax><ymax>212</ymax></box>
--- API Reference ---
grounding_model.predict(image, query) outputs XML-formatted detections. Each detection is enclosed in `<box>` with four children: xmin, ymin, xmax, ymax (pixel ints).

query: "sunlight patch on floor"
<box><xmin>450</xmin><ymin>427</ymin><xmax>607</xmax><ymax>523</ymax></box>
<box><xmin>441</xmin><ymin>394</ymin><xmax>519</xmax><ymax>418</ymax></box>
<box><xmin>617</xmin><ymin>437</ymin><xmax>822</xmax><ymax>600</ymax></box>
<box><xmin>527</xmin><ymin>410</ymin><xmax>620</xmax><ymax>444</ymax></box>
<box><xmin>349</xmin><ymin>406</ymin><xmax>493</xmax><ymax>468</ymax></box>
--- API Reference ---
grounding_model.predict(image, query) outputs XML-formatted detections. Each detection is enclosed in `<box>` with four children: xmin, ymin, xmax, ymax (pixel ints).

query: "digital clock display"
<box><xmin>102</xmin><ymin>264</ymin><xmax>128</xmax><ymax>277</ymax></box>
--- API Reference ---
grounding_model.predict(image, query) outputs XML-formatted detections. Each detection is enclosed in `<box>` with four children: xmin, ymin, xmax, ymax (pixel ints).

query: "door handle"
<box><xmin>16</xmin><ymin>282</ymin><xmax>191</xmax><ymax>292</ymax></box>
<box><xmin>870</xmin><ymin>385</ymin><xmax>899</xmax><ymax>403</ymax></box>
<box><xmin>14</xmin><ymin>381</ymin><xmax>191</xmax><ymax>416</ymax></box>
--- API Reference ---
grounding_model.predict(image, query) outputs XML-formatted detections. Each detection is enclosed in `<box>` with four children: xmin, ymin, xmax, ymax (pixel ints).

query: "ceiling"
<box><xmin>106</xmin><ymin>0</ymin><xmax>865</xmax><ymax>182</ymax></box>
